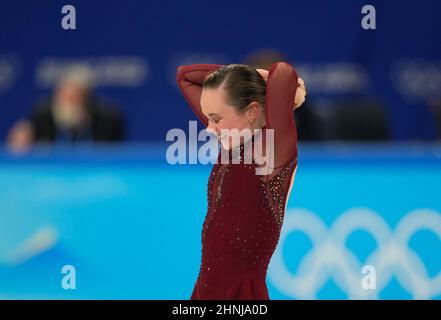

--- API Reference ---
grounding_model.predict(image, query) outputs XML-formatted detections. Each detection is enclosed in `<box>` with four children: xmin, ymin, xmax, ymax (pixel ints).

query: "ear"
<box><xmin>246</xmin><ymin>101</ymin><xmax>260</xmax><ymax>122</ymax></box>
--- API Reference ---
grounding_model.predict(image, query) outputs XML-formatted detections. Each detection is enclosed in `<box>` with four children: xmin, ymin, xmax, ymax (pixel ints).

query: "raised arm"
<box><xmin>176</xmin><ymin>64</ymin><xmax>222</xmax><ymax>127</ymax></box>
<box><xmin>265</xmin><ymin>62</ymin><xmax>299</xmax><ymax>168</ymax></box>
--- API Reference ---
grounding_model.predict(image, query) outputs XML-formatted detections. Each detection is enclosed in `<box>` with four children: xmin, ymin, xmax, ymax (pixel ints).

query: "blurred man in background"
<box><xmin>7</xmin><ymin>67</ymin><xmax>124</xmax><ymax>153</ymax></box>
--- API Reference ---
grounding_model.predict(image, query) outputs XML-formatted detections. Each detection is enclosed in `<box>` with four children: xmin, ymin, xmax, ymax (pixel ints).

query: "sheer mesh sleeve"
<box><xmin>176</xmin><ymin>64</ymin><xmax>223</xmax><ymax>127</ymax></box>
<box><xmin>177</xmin><ymin>62</ymin><xmax>299</xmax><ymax>169</ymax></box>
<box><xmin>265</xmin><ymin>62</ymin><xmax>299</xmax><ymax>168</ymax></box>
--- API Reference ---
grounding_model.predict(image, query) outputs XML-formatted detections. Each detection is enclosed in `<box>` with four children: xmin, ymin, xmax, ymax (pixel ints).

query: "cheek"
<box><xmin>222</xmin><ymin>116</ymin><xmax>248</xmax><ymax>130</ymax></box>
<box><xmin>216</xmin><ymin>120</ymin><xmax>229</xmax><ymax>132</ymax></box>
<box><xmin>232</xmin><ymin>118</ymin><xmax>250</xmax><ymax>132</ymax></box>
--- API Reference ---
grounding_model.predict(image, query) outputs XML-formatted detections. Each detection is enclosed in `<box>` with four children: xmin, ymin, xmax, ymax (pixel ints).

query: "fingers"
<box><xmin>297</xmin><ymin>78</ymin><xmax>306</xmax><ymax>96</ymax></box>
<box><xmin>256</xmin><ymin>69</ymin><xmax>269</xmax><ymax>81</ymax></box>
<box><xmin>294</xmin><ymin>78</ymin><xmax>307</xmax><ymax>110</ymax></box>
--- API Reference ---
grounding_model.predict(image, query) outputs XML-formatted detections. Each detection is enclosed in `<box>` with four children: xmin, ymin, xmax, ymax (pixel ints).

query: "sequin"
<box><xmin>195</xmin><ymin>128</ymin><xmax>297</xmax><ymax>299</ymax></box>
<box><xmin>179</xmin><ymin>61</ymin><xmax>300</xmax><ymax>300</ymax></box>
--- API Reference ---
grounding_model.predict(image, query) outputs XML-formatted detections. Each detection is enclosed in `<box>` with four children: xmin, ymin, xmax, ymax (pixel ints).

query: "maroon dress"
<box><xmin>176</xmin><ymin>62</ymin><xmax>299</xmax><ymax>300</ymax></box>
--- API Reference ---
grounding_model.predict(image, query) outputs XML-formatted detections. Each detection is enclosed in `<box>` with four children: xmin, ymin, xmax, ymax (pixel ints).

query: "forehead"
<box><xmin>200</xmin><ymin>87</ymin><xmax>232</xmax><ymax>116</ymax></box>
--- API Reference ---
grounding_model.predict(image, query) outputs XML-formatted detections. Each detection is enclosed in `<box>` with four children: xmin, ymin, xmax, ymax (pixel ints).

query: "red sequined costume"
<box><xmin>177</xmin><ymin>62</ymin><xmax>299</xmax><ymax>299</ymax></box>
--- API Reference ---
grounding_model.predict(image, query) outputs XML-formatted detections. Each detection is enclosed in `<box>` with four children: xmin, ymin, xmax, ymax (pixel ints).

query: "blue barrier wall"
<box><xmin>0</xmin><ymin>144</ymin><xmax>439</xmax><ymax>299</ymax></box>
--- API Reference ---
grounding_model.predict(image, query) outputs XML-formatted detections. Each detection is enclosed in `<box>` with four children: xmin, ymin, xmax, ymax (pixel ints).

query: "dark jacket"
<box><xmin>29</xmin><ymin>98</ymin><xmax>124</xmax><ymax>143</ymax></box>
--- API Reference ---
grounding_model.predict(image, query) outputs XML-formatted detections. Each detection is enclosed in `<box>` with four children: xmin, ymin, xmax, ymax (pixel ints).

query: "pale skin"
<box><xmin>200</xmin><ymin>69</ymin><xmax>307</xmax><ymax>150</ymax></box>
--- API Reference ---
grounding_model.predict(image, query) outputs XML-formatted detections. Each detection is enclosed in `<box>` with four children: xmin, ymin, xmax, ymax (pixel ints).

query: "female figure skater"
<box><xmin>177</xmin><ymin>62</ymin><xmax>306</xmax><ymax>300</ymax></box>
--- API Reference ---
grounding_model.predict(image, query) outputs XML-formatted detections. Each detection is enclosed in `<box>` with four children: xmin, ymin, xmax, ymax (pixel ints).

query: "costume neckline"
<box><xmin>222</xmin><ymin>126</ymin><xmax>266</xmax><ymax>162</ymax></box>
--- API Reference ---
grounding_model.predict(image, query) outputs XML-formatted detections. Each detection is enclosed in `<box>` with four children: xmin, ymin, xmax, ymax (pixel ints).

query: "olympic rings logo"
<box><xmin>269</xmin><ymin>207</ymin><xmax>441</xmax><ymax>299</ymax></box>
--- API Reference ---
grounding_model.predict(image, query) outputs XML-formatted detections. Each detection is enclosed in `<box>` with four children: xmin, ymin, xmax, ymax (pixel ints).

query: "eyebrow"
<box><xmin>208</xmin><ymin>113</ymin><xmax>220</xmax><ymax>117</ymax></box>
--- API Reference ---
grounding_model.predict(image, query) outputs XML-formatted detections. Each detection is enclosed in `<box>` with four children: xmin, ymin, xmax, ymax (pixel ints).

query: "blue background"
<box><xmin>1</xmin><ymin>0</ymin><xmax>440</xmax><ymax>141</ymax></box>
<box><xmin>1</xmin><ymin>0</ymin><xmax>441</xmax><ymax>300</ymax></box>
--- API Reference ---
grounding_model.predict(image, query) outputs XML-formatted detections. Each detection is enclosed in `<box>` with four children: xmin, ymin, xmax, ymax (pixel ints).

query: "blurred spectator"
<box><xmin>7</xmin><ymin>67</ymin><xmax>124</xmax><ymax>152</ymax></box>
<box><xmin>244</xmin><ymin>49</ymin><xmax>322</xmax><ymax>141</ymax></box>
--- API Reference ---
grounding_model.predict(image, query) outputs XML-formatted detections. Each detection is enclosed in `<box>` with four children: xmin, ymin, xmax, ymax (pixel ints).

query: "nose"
<box><xmin>206</xmin><ymin>125</ymin><xmax>218</xmax><ymax>137</ymax></box>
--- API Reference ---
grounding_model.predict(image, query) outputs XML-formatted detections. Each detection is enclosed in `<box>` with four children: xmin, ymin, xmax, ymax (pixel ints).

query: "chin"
<box><xmin>220</xmin><ymin>139</ymin><xmax>232</xmax><ymax>150</ymax></box>
<box><xmin>220</xmin><ymin>138</ymin><xmax>241</xmax><ymax>150</ymax></box>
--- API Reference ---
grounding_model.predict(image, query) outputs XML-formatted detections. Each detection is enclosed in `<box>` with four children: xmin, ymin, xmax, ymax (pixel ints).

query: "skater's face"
<box><xmin>201</xmin><ymin>86</ymin><xmax>261</xmax><ymax>150</ymax></box>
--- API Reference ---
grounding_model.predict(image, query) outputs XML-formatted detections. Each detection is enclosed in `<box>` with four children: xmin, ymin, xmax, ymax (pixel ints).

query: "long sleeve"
<box><xmin>265</xmin><ymin>62</ymin><xmax>299</xmax><ymax>168</ymax></box>
<box><xmin>176</xmin><ymin>64</ymin><xmax>222</xmax><ymax>127</ymax></box>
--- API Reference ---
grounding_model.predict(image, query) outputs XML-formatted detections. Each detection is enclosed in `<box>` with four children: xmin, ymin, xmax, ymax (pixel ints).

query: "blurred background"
<box><xmin>0</xmin><ymin>0</ymin><xmax>440</xmax><ymax>299</ymax></box>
